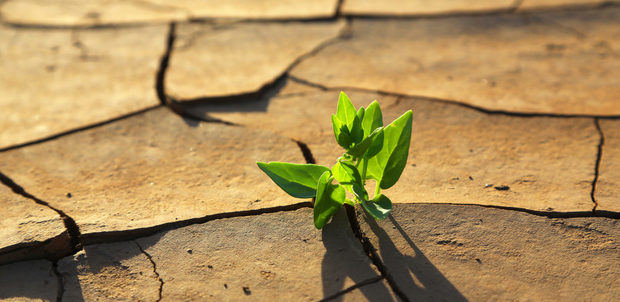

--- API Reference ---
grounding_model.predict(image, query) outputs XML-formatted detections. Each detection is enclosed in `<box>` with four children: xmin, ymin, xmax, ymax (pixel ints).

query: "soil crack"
<box><xmin>0</xmin><ymin>171</ymin><xmax>83</xmax><ymax>255</ymax></box>
<box><xmin>533</xmin><ymin>15</ymin><xmax>586</xmax><ymax>40</ymax></box>
<box><xmin>135</xmin><ymin>241</ymin><xmax>164</xmax><ymax>302</ymax></box>
<box><xmin>319</xmin><ymin>275</ymin><xmax>384</xmax><ymax>301</ymax></box>
<box><xmin>591</xmin><ymin>118</ymin><xmax>604</xmax><ymax>211</ymax></box>
<box><xmin>0</xmin><ymin>106</ymin><xmax>160</xmax><ymax>153</ymax></box>
<box><xmin>415</xmin><ymin>202</ymin><xmax>619</xmax><ymax>219</ymax></box>
<box><xmin>294</xmin><ymin>140</ymin><xmax>317</xmax><ymax>164</ymax></box>
<box><xmin>344</xmin><ymin>205</ymin><xmax>410</xmax><ymax>302</ymax></box>
<box><xmin>52</xmin><ymin>260</ymin><xmax>65</xmax><ymax>302</ymax></box>
<box><xmin>284</xmin><ymin>19</ymin><xmax>352</xmax><ymax>74</ymax></box>
<box><xmin>334</xmin><ymin>0</ymin><xmax>345</xmax><ymax>18</ymax></box>
<box><xmin>288</xmin><ymin>75</ymin><xmax>620</xmax><ymax>119</ymax></box>
<box><xmin>164</xmin><ymin>18</ymin><xmax>350</xmax><ymax>106</ymax></box>
<box><xmin>82</xmin><ymin>202</ymin><xmax>313</xmax><ymax>245</ymax></box>
<box><xmin>156</xmin><ymin>22</ymin><xmax>176</xmax><ymax>106</ymax></box>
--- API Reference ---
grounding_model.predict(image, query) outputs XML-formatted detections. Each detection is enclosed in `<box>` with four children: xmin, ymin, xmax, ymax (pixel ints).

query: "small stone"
<box><xmin>66</xmin><ymin>192</ymin><xmax>72</xmax><ymax>198</ymax></box>
<box><xmin>186</xmin><ymin>249</ymin><xmax>192</xmax><ymax>254</ymax></box>
<box><xmin>242</xmin><ymin>286</ymin><xmax>251</xmax><ymax>295</ymax></box>
<box><xmin>494</xmin><ymin>186</ymin><xmax>510</xmax><ymax>191</ymax></box>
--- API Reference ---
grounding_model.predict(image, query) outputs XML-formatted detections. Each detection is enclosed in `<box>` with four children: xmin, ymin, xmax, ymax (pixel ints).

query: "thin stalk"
<box><xmin>360</xmin><ymin>158</ymin><xmax>368</xmax><ymax>185</ymax></box>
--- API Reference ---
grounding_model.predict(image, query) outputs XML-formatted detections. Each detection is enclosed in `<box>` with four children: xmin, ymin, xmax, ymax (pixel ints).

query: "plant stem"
<box><xmin>360</xmin><ymin>158</ymin><xmax>368</xmax><ymax>185</ymax></box>
<box><xmin>375</xmin><ymin>183</ymin><xmax>381</xmax><ymax>197</ymax></box>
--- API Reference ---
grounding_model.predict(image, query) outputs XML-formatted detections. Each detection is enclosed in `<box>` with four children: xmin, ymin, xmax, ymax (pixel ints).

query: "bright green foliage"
<box><xmin>364</xmin><ymin>110</ymin><xmax>413</xmax><ymax>189</ymax></box>
<box><xmin>257</xmin><ymin>92</ymin><xmax>413</xmax><ymax>229</ymax></box>
<box><xmin>313</xmin><ymin>171</ymin><xmax>346</xmax><ymax>229</ymax></box>
<box><xmin>256</xmin><ymin>162</ymin><xmax>330</xmax><ymax>198</ymax></box>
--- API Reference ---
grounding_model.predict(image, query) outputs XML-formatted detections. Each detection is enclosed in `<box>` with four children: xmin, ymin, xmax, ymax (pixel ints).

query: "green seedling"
<box><xmin>257</xmin><ymin>92</ymin><xmax>413</xmax><ymax>229</ymax></box>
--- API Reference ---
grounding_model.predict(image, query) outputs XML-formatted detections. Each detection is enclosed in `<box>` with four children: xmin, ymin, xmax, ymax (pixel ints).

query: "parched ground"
<box><xmin>0</xmin><ymin>1</ymin><xmax>619</xmax><ymax>301</ymax></box>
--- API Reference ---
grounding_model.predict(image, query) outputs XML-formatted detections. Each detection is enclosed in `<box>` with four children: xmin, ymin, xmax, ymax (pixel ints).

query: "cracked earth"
<box><xmin>0</xmin><ymin>1</ymin><xmax>619</xmax><ymax>301</ymax></box>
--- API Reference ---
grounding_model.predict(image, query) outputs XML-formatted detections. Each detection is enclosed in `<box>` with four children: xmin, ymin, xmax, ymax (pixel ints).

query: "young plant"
<box><xmin>257</xmin><ymin>92</ymin><xmax>412</xmax><ymax>229</ymax></box>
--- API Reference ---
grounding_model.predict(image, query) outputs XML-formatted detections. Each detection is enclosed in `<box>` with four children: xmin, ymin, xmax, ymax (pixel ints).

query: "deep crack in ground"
<box><xmin>345</xmin><ymin>205</ymin><xmax>410</xmax><ymax>302</ymax></box>
<box><xmin>51</xmin><ymin>260</ymin><xmax>65</xmax><ymax>302</ymax></box>
<box><xmin>135</xmin><ymin>241</ymin><xmax>164</xmax><ymax>302</ymax></box>
<box><xmin>591</xmin><ymin>118</ymin><xmax>605</xmax><ymax>212</ymax></box>
<box><xmin>0</xmin><ymin>171</ymin><xmax>83</xmax><ymax>257</ymax></box>
<box><xmin>288</xmin><ymin>75</ymin><xmax>620</xmax><ymax>119</ymax></box>
<box><xmin>319</xmin><ymin>275</ymin><xmax>384</xmax><ymax>302</ymax></box>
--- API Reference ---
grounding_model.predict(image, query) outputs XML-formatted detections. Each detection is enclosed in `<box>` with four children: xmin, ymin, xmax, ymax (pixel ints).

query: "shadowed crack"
<box><xmin>591</xmin><ymin>118</ymin><xmax>604</xmax><ymax>212</ymax></box>
<box><xmin>334</xmin><ymin>0</ymin><xmax>345</xmax><ymax>18</ymax></box>
<box><xmin>135</xmin><ymin>241</ymin><xmax>164</xmax><ymax>302</ymax></box>
<box><xmin>2</xmin><ymin>3</ymin><xmax>618</xmax><ymax>29</ymax></box>
<box><xmin>52</xmin><ymin>260</ymin><xmax>65</xmax><ymax>302</ymax></box>
<box><xmin>0</xmin><ymin>172</ymin><xmax>83</xmax><ymax>257</ymax></box>
<box><xmin>294</xmin><ymin>140</ymin><xmax>317</xmax><ymax>164</ymax></box>
<box><xmin>417</xmin><ymin>202</ymin><xmax>619</xmax><ymax>219</ymax></box>
<box><xmin>288</xmin><ymin>75</ymin><xmax>620</xmax><ymax>119</ymax></box>
<box><xmin>319</xmin><ymin>275</ymin><xmax>384</xmax><ymax>302</ymax></box>
<box><xmin>165</xmin><ymin>18</ymin><xmax>351</xmax><ymax>105</ymax></box>
<box><xmin>165</xmin><ymin>74</ymin><xmax>286</xmax><ymax>125</ymax></box>
<box><xmin>343</xmin><ymin>1</ymin><xmax>618</xmax><ymax>19</ymax></box>
<box><xmin>0</xmin><ymin>105</ymin><xmax>160</xmax><ymax>153</ymax></box>
<box><xmin>511</xmin><ymin>0</ymin><xmax>524</xmax><ymax>11</ymax></box>
<box><xmin>516</xmin><ymin>1</ymin><xmax>618</xmax><ymax>13</ymax></box>
<box><xmin>82</xmin><ymin>202</ymin><xmax>313</xmax><ymax>245</ymax></box>
<box><xmin>344</xmin><ymin>205</ymin><xmax>410</xmax><ymax>301</ymax></box>
<box><xmin>156</xmin><ymin>22</ymin><xmax>176</xmax><ymax>106</ymax></box>
<box><xmin>343</xmin><ymin>3</ymin><xmax>519</xmax><ymax>19</ymax></box>
<box><xmin>533</xmin><ymin>14</ymin><xmax>586</xmax><ymax>39</ymax></box>
<box><xmin>549</xmin><ymin>219</ymin><xmax>609</xmax><ymax>236</ymax></box>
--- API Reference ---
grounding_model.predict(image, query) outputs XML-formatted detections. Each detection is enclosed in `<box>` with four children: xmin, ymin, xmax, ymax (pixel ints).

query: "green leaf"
<box><xmin>347</xmin><ymin>126</ymin><xmax>383</xmax><ymax>158</ymax></box>
<box><xmin>360</xmin><ymin>194</ymin><xmax>392</xmax><ymax>220</ymax></box>
<box><xmin>332</xmin><ymin>115</ymin><xmax>353</xmax><ymax>149</ymax></box>
<box><xmin>257</xmin><ymin>162</ymin><xmax>330</xmax><ymax>198</ymax></box>
<box><xmin>365</xmin><ymin>110</ymin><xmax>413</xmax><ymax>189</ymax></box>
<box><xmin>361</xmin><ymin>101</ymin><xmax>385</xmax><ymax>158</ymax></box>
<box><xmin>334</xmin><ymin>92</ymin><xmax>364</xmax><ymax>147</ymax></box>
<box><xmin>350</xmin><ymin>107</ymin><xmax>365</xmax><ymax>144</ymax></box>
<box><xmin>361</xmin><ymin>101</ymin><xmax>383</xmax><ymax>138</ymax></box>
<box><xmin>336</xmin><ymin>92</ymin><xmax>357</xmax><ymax>128</ymax></box>
<box><xmin>332</xmin><ymin>160</ymin><xmax>367</xmax><ymax>200</ymax></box>
<box><xmin>314</xmin><ymin>171</ymin><xmax>346</xmax><ymax>229</ymax></box>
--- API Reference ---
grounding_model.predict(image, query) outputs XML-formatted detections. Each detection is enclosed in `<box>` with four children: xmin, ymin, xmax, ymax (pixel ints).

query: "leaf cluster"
<box><xmin>257</xmin><ymin>92</ymin><xmax>412</xmax><ymax>229</ymax></box>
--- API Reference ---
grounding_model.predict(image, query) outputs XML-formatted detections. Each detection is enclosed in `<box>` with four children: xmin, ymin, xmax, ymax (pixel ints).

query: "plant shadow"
<box><xmin>363</xmin><ymin>212</ymin><xmax>468</xmax><ymax>301</ymax></box>
<box><xmin>320</xmin><ymin>208</ymin><xmax>396</xmax><ymax>301</ymax></box>
<box><xmin>176</xmin><ymin>75</ymin><xmax>288</xmax><ymax>128</ymax></box>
